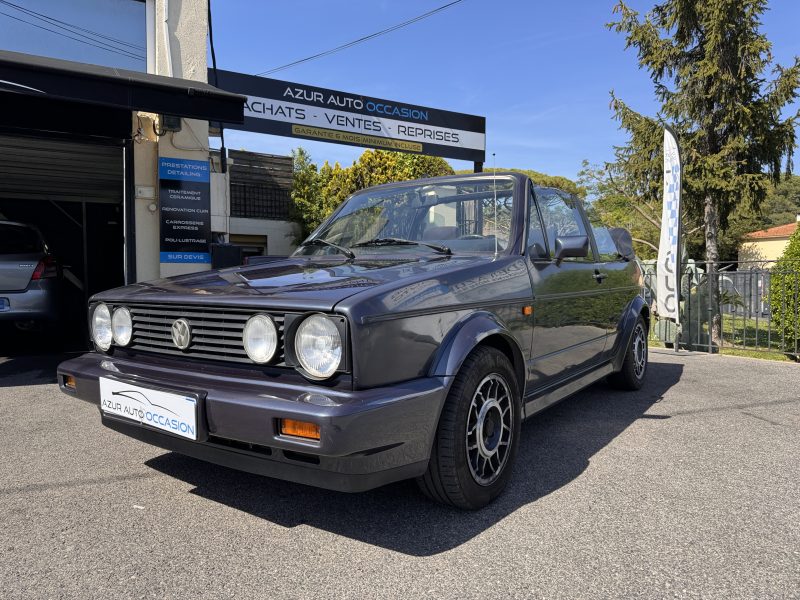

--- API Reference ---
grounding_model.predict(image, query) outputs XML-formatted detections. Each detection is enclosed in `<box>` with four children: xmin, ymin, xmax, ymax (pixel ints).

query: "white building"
<box><xmin>0</xmin><ymin>0</ymin><xmax>298</xmax><ymax>305</ymax></box>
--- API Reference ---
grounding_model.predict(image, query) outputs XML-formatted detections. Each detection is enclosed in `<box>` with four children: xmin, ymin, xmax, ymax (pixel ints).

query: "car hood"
<box><xmin>92</xmin><ymin>255</ymin><xmax>493</xmax><ymax>311</ymax></box>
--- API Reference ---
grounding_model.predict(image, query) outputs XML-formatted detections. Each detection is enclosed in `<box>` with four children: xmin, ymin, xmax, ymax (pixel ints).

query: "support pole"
<box><xmin>707</xmin><ymin>262</ymin><xmax>713</xmax><ymax>354</ymax></box>
<box><xmin>124</xmin><ymin>139</ymin><xmax>137</xmax><ymax>285</ymax></box>
<box><xmin>473</xmin><ymin>161</ymin><xmax>483</xmax><ymax>173</ymax></box>
<box><xmin>82</xmin><ymin>201</ymin><xmax>89</xmax><ymax>308</ymax></box>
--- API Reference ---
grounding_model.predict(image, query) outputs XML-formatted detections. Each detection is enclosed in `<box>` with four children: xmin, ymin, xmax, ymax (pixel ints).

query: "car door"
<box><xmin>525</xmin><ymin>186</ymin><xmax>607</xmax><ymax>390</ymax></box>
<box><xmin>584</xmin><ymin>214</ymin><xmax>642</xmax><ymax>357</ymax></box>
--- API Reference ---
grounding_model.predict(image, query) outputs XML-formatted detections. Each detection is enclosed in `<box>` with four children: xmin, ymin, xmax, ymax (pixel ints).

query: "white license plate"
<box><xmin>99</xmin><ymin>377</ymin><xmax>198</xmax><ymax>440</ymax></box>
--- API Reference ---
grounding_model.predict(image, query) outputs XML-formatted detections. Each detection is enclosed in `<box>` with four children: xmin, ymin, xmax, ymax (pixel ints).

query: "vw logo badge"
<box><xmin>171</xmin><ymin>318</ymin><xmax>192</xmax><ymax>350</ymax></box>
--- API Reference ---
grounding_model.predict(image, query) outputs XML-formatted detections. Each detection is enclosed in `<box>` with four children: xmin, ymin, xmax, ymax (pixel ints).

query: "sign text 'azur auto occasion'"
<box><xmin>212</xmin><ymin>70</ymin><xmax>486</xmax><ymax>163</ymax></box>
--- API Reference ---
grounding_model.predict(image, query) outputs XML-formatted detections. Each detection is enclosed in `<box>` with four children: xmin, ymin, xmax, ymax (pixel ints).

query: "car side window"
<box><xmin>534</xmin><ymin>188</ymin><xmax>592</xmax><ymax>262</ymax></box>
<box><xmin>526</xmin><ymin>187</ymin><xmax>548</xmax><ymax>259</ymax></box>
<box><xmin>585</xmin><ymin>206</ymin><xmax>622</xmax><ymax>262</ymax></box>
<box><xmin>592</xmin><ymin>227</ymin><xmax>620</xmax><ymax>262</ymax></box>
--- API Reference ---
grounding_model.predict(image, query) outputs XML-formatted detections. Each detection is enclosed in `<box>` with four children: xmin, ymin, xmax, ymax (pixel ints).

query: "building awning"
<box><xmin>0</xmin><ymin>50</ymin><xmax>245</xmax><ymax>123</ymax></box>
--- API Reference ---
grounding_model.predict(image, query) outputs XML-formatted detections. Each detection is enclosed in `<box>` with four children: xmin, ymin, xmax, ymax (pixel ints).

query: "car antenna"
<box><xmin>493</xmin><ymin>152</ymin><xmax>498</xmax><ymax>257</ymax></box>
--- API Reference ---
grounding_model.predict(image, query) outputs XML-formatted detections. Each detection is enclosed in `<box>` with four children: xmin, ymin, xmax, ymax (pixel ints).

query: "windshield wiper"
<box><xmin>351</xmin><ymin>237</ymin><xmax>452</xmax><ymax>255</ymax></box>
<box><xmin>299</xmin><ymin>237</ymin><xmax>355</xmax><ymax>259</ymax></box>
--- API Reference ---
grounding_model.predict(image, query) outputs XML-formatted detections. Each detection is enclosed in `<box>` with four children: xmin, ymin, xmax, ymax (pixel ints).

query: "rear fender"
<box><xmin>612</xmin><ymin>295</ymin><xmax>650</xmax><ymax>371</ymax></box>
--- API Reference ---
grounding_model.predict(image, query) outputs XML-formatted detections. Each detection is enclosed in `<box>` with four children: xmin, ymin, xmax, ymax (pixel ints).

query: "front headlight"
<box><xmin>112</xmin><ymin>307</ymin><xmax>132</xmax><ymax>346</ymax></box>
<box><xmin>91</xmin><ymin>303</ymin><xmax>113</xmax><ymax>350</ymax></box>
<box><xmin>243</xmin><ymin>314</ymin><xmax>278</xmax><ymax>364</ymax></box>
<box><xmin>295</xmin><ymin>314</ymin><xmax>342</xmax><ymax>379</ymax></box>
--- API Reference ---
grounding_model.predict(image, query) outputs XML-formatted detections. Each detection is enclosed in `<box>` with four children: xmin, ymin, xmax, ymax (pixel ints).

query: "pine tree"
<box><xmin>609</xmin><ymin>0</ymin><xmax>800</xmax><ymax>344</ymax></box>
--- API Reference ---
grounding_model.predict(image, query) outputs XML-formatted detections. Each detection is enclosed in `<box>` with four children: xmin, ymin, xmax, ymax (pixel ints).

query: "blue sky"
<box><xmin>0</xmin><ymin>0</ymin><xmax>145</xmax><ymax>68</ymax></box>
<box><xmin>210</xmin><ymin>0</ymin><xmax>800</xmax><ymax>179</ymax></box>
<box><xmin>1</xmin><ymin>0</ymin><xmax>798</xmax><ymax>181</ymax></box>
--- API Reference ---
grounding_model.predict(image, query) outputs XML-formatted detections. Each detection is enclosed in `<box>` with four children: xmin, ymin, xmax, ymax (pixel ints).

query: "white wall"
<box><xmin>230</xmin><ymin>218</ymin><xmax>299</xmax><ymax>256</ymax></box>
<box><xmin>133</xmin><ymin>0</ymin><xmax>212</xmax><ymax>280</ymax></box>
<box><xmin>210</xmin><ymin>170</ymin><xmax>228</xmax><ymax>234</ymax></box>
<box><xmin>133</xmin><ymin>0</ymin><xmax>297</xmax><ymax>282</ymax></box>
<box><xmin>132</xmin><ymin>116</ymin><xmax>161</xmax><ymax>282</ymax></box>
<box><xmin>154</xmin><ymin>0</ymin><xmax>207</xmax><ymax>82</ymax></box>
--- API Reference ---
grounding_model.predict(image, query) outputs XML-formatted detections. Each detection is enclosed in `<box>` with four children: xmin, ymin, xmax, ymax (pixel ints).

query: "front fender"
<box><xmin>612</xmin><ymin>295</ymin><xmax>650</xmax><ymax>371</ymax></box>
<box><xmin>429</xmin><ymin>311</ymin><xmax>526</xmax><ymax>394</ymax></box>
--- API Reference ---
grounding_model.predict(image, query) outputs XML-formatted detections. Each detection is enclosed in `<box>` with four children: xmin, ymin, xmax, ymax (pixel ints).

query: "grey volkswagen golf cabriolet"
<box><xmin>58</xmin><ymin>172</ymin><xmax>648</xmax><ymax>509</ymax></box>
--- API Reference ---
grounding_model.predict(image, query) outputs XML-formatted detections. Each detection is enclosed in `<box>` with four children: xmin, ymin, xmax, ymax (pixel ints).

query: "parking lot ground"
<box><xmin>0</xmin><ymin>349</ymin><xmax>798</xmax><ymax>600</ymax></box>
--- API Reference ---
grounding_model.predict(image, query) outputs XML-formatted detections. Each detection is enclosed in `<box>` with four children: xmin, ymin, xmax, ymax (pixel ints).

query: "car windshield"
<box><xmin>294</xmin><ymin>178</ymin><xmax>517</xmax><ymax>257</ymax></box>
<box><xmin>0</xmin><ymin>224</ymin><xmax>43</xmax><ymax>255</ymax></box>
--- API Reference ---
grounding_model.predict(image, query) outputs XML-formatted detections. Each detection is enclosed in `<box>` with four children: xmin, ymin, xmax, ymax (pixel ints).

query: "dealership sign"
<box><xmin>211</xmin><ymin>69</ymin><xmax>486</xmax><ymax>163</ymax></box>
<box><xmin>158</xmin><ymin>157</ymin><xmax>211</xmax><ymax>263</ymax></box>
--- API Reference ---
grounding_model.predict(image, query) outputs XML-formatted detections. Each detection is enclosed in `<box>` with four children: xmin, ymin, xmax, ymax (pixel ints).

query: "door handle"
<box><xmin>594</xmin><ymin>270</ymin><xmax>608</xmax><ymax>283</ymax></box>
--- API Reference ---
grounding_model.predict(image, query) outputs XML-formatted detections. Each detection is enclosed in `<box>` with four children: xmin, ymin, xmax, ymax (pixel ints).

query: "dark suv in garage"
<box><xmin>58</xmin><ymin>173</ymin><xmax>648</xmax><ymax>509</ymax></box>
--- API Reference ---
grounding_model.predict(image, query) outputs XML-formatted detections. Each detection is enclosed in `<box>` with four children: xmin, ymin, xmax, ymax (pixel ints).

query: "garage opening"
<box><xmin>0</xmin><ymin>51</ymin><xmax>245</xmax><ymax>358</ymax></box>
<box><xmin>0</xmin><ymin>134</ymin><xmax>126</xmax><ymax>340</ymax></box>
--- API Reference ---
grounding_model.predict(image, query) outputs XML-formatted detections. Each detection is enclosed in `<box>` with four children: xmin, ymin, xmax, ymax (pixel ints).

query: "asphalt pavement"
<box><xmin>0</xmin><ymin>349</ymin><xmax>798</xmax><ymax>599</ymax></box>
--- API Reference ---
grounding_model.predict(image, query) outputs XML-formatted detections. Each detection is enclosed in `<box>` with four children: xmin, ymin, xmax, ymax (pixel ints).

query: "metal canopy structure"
<box><xmin>0</xmin><ymin>50</ymin><xmax>245</xmax><ymax>123</ymax></box>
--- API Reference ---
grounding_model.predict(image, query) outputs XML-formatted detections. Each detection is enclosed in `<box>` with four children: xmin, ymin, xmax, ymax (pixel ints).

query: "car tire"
<box><xmin>417</xmin><ymin>346</ymin><xmax>521</xmax><ymax>510</ymax></box>
<box><xmin>608</xmin><ymin>315</ymin><xmax>648</xmax><ymax>391</ymax></box>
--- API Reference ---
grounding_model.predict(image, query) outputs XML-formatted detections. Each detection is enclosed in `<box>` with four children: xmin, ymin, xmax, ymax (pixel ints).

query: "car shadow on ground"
<box><xmin>146</xmin><ymin>360</ymin><xmax>683</xmax><ymax>556</ymax></box>
<box><xmin>0</xmin><ymin>324</ymin><xmax>87</xmax><ymax>387</ymax></box>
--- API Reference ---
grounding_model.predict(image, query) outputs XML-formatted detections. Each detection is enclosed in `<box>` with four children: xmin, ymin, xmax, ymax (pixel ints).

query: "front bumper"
<box><xmin>57</xmin><ymin>353</ymin><xmax>449</xmax><ymax>492</ymax></box>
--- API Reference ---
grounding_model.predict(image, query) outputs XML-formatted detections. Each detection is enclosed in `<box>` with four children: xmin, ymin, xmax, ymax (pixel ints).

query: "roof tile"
<box><xmin>745</xmin><ymin>221</ymin><xmax>798</xmax><ymax>240</ymax></box>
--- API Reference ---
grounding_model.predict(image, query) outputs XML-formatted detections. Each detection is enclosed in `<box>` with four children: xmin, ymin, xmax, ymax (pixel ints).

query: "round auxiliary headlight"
<box><xmin>243</xmin><ymin>314</ymin><xmax>278</xmax><ymax>364</ymax></box>
<box><xmin>112</xmin><ymin>307</ymin><xmax>133</xmax><ymax>346</ymax></box>
<box><xmin>295</xmin><ymin>314</ymin><xmax>342</xmax><ymax>379</ymax></box>
<box><xmin>91</xmin><ymin>303</ymin><xmax>113</xmax><ymax>351</ymax></box>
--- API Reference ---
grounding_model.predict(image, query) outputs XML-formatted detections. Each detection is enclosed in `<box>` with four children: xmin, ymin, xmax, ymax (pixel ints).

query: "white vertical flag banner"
<box><xmin>657</xmin><ymin>127</ymin><xmax>682</xmax><ymax>324</ymax></box>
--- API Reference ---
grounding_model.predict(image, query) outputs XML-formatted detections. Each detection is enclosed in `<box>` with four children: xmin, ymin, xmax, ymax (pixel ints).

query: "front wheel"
<box><xmin>608</xmin><ymin>315</ymin><xmax>648</xmax><ymax>390</ymax></box>
<box><xmin>417</xmin><ymin>346</ymin><xmax>521</xmax><ymax>510</ymax></box>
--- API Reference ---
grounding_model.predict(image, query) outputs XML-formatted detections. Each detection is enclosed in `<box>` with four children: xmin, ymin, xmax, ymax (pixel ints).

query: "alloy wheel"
<box><xmin>633</xmin><ymin>323</ymin><xmax>647</xmax><ymax>380</ymax></box>
<box><xmin>465</xmin><ymin>374</ymin><xmax>514</xmax><ymax>486</ymax></box>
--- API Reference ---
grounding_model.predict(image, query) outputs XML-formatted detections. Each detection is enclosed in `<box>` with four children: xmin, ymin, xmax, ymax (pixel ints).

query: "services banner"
<box><xmin>211</xmin><ymin>69</ymin><xmax>486</xmax><ymax>163</ymax></box>
<box><xmin>657</xmin><ymin>127</ymin><xmax>682</xmax><ymax>323</ymax></box>
<box><xmin>158</xmin><ymin>157</ymin><xmax>211</xmax><ymax>264</ymax></box>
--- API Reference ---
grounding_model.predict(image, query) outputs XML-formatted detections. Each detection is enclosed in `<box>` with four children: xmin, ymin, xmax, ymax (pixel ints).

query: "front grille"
<box><xmin>125</xmin><ymin>304</ymin><xmax>285</xmax><ymax>365</ymax></box>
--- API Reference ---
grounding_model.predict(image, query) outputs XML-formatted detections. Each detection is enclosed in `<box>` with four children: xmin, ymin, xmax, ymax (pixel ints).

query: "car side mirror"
<box><xmin>554</xmin><ymin>235</ymin><xmax>589</xmax><ymax>264</ymax></box>
<box><xmin>527</xmin><ymin>242</ymin><xmax>548</xmax><ymax>260</ymax></box>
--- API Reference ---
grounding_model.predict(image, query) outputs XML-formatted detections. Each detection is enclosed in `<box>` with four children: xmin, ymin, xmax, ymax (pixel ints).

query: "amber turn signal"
<box><xmin>280</xmin><ymin>418</ymin><xmax>320</xmax><ymax>440</ymax></box>
<box><xmin>522</xmin><ymin>305</ymin><xmax>533</xmax><ymax>316</ymax></box>
<box><xmin>64</xmin><ymin>375</ymin><xmax>76</xmax><ymax>390</ymax></box>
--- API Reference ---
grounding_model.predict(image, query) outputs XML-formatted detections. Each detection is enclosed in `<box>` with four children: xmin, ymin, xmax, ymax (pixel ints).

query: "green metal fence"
<box><xmin>641</xmin><ymin>260</ymin><xmax>800</xmax><ymax>358</ymax></box>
